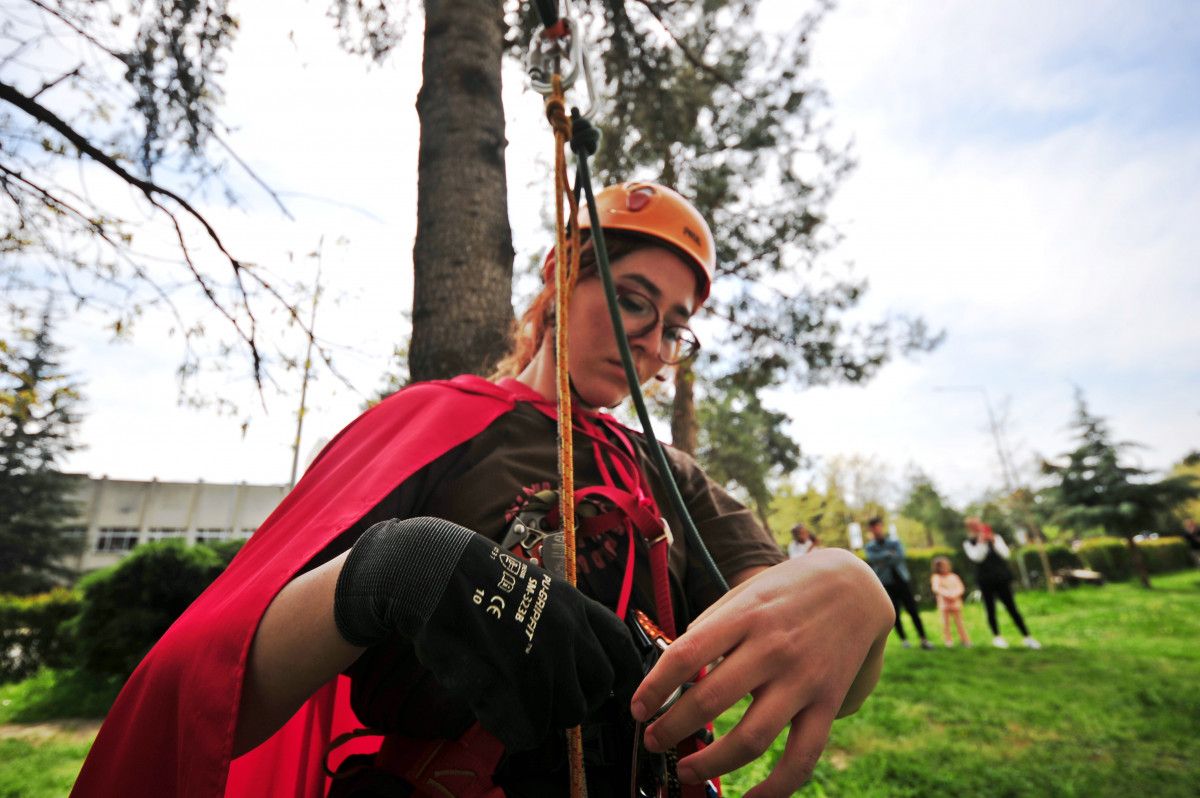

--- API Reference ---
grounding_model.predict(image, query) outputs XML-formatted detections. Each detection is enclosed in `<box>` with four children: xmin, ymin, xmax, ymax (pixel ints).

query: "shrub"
<box><xmin>205</xmin><ymin>538</ymin><xmax>245</xmax><ymax>568</ymax></box>
<box><xmin>70</xmin><ymin>541</ymin><xmax>225</xmax><ymax>679</ymax></box>
<box><xmin>1020</xmin><ymin>544</ymin><xmax>1083</xmax><ymax>585</ymax></box>
<box><xmin>1077</xmin><ymin>537</ymin><xmax>1135</xmax><ymax>581</ymax></box>
<box><xmin>1138</xmin><ymin>537</ymin><xmax>1193</xmax><ymax>574</ymax></box>
<box><xmin>0</xmin><ymin>589</ymin><xmax>80</xmax><ymax>683</ymax></box>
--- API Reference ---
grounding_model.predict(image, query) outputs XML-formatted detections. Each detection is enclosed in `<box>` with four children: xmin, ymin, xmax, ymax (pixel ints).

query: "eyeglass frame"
<box><xmin>612</xmin><ymin>284</ymin><xmax>701</xmax><ymax>365</ymax></box>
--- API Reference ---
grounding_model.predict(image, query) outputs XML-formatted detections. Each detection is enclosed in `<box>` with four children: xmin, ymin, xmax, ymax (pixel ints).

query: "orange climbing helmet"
<box><xmin>542</xmin><ymin>181</ymin><xmax>717</xmax><ymax>304</ymax></box>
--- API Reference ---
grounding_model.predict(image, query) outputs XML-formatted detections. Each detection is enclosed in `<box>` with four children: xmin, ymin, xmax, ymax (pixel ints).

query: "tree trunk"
<box><xmin>1126</xmin><ymin>536</ymin><xmax>1152</xmax><ymax>588</ymax></box>
<box><xmin>671</xmin><ymin>362</ymin><xmax>698</xmax><ymax>455</ymax></box>
<box><xmin>754</xmin><ymin>501</ymin><xmax>773</xmax><ymax>539</ymax></box>
<box><xmin>1032</xmin><ymin>524</ymin><xmax>1055</xmax><ymax>593</ymax></box>
<box><xmin>409</xmin><ymin>0</ymin><xmax>516</xmax><ymax>382</ymax></box>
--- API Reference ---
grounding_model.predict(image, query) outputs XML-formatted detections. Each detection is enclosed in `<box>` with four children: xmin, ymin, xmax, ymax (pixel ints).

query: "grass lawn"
<box><xmin>716</xmin><ymin>569</ymin><xmax>1200</xmax><ymax>797</ymax></box>
<box><xmin>2</xmin><ymin>571</ymin><xmax>1197</xmax><ymax>797</ymax></box>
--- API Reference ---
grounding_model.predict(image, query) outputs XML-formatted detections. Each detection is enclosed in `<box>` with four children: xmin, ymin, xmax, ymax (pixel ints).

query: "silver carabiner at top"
<box><xmin>525</xmin><ymin>2</ymin><xmax>598</xmax><ymax>119</ymax></box>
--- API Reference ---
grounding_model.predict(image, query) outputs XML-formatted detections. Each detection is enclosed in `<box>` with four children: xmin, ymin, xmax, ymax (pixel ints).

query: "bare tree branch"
<box><xmin>631</xmin><ymin>0</ymin><xmax>749</xmax><ymax>103</ymax></box>
<box><xmin>23</xmin><ymin>0</ymin><xmax>125</xmax><ymax>61</ymax></box>
<box><xmin>31</xmin><ymin>64</ymin><xmax>82</xmax><ymax>100</ymax></box>
<box><xmin>210</xmin><ymin>130</ymin><xmax>295</xmax><ymax>221</ymax></box>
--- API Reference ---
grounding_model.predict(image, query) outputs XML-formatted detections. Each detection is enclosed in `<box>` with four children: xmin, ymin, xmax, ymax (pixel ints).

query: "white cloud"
<box><xmin>766</xmin><ymin>0</ymin><xmax>1200</xmax><ymax>503</ymax></box>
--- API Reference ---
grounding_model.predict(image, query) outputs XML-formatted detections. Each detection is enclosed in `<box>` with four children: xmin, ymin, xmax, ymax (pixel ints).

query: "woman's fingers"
<box><xmin>641</xmin><ymin>647</ymin><xmax>766</xmax><ymax>753</ymax></box>
<box><xmin>631</xmin><ymin>612</ymin><xmax>747</xmax><ymax>723</ymax></box>
<box><xmin>668</xmin><ymin>683</ymin><xmax>814</xmax><ymax>783</ymax></box>
<box><xmin>741</xmin><ymin>705</ymin><xmax>835</xmax><ymax>798</ymax></box>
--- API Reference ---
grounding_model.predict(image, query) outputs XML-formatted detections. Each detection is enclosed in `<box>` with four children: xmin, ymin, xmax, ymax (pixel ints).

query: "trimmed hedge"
<box><xmin>1075</xmin><ymin>536</ymin><xmax>1193</xmax><ymax>581</ymax></box>
<box><xmin>1077</xmin><ymin>538</ymin><xmax>1135</xmax><ymax>581</ymax></box>
<box><xmin>1139</xmin><ymin>537</ymin><xmax>1194</xmax><ymax>574</ymax></box>
<box><xmin>0</xmin><ymin>588</ymin><xmax>81</xmax><ymax>683</ymax></box>
<box><xmin>1020</xmin><ymin>544</ymin><xmax>1083</xmax><ymax>585</ymax></box>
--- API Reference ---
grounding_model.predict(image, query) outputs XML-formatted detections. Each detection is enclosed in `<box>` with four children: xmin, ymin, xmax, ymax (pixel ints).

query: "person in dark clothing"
<box><xmin>963</xmin><ymin>517</ymin><xmax>1041</xmax><ymax>649</ymax></box>
<box><xmin>864</xmin><ymin>517</ymin><xmax>933</xmax><ymax>649</ymax></box>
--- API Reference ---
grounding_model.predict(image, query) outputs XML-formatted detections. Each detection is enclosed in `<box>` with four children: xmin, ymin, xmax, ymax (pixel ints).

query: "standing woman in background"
<box><xmin>963</xmin><ymin>517</ymin><xmax>1041</xmax><ymax>649</ymax></box>
<box><xmin>788</xmin><ymin>523</ymin><xmax>819</xmax><ymax>558</ymax></box>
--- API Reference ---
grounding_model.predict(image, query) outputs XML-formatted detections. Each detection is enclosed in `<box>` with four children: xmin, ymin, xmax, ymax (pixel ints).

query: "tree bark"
<box><xmin>671</xmin><ymin>362</ymin><xmax>698</xmax><ymax>455</ymax></box>
<box><xmin>409</xmin><ymin>0</ymin><xmax>516</xmax><ymax>381</ymax></box>
<box><xmin>1032</xmin><ymin>524</ymin><xmax>1056</xmax><ymax>593</ymax></box>
<box><xmin>1126</xmin><ymin>536</ymin><xmax>1152</xmax><ymax>588</ymax></box>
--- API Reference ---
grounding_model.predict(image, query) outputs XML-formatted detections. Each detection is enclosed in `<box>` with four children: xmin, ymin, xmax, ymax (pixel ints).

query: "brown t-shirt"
<box><xmin>335</xmin><ymin>399</ymin><xmax>784</xmax><ymax>737</ymax></box>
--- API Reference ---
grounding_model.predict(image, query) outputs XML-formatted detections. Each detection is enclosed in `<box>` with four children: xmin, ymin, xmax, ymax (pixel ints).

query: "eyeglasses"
<box><xmin>615</xmin><ymin>286</ymin><xmax>700</xmax><ymax>365</ymax></box>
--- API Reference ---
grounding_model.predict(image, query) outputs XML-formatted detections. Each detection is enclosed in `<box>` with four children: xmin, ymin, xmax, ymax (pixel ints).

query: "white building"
<box><xmin>63</xmin><ymin>475</ymin><xmax>289</xmax><ymax>572</ymax></box>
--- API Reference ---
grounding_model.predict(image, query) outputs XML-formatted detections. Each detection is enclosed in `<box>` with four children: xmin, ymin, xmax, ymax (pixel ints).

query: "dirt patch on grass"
<box><xmin>0</xmin><ymin>719</ymin><xmax>101</xmax><ymax>744</ymax></box>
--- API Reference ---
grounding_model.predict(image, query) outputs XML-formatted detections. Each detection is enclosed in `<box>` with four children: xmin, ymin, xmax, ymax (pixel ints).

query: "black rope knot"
<box><xmin>569</xmin><ymin>111</ymin><xmax>600</xmax><ymax>157</ymax></box>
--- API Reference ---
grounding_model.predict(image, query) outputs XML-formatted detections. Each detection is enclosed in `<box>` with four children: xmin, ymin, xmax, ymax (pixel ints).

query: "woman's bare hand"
<box><xmin>630</xmin><ymin>549</ymin><xmax>894</xmax><ymax>797</ymax></box>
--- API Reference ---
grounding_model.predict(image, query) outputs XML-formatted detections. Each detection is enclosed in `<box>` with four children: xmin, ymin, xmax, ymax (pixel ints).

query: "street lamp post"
<box><xmin>934</xmin><ymin>385</ymin><xmax>1056</xmax><ymax>593</ymax></box>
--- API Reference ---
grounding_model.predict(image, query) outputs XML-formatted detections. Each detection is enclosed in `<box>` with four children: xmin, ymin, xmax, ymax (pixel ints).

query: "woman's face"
<box><xmin>566</xmin><ymin>246</ymin><xmax>697</xmax><ymax>408</ymax></box>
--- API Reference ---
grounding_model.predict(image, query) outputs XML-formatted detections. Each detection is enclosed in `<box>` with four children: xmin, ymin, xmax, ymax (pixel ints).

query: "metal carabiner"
<box><xmin>526</xmin><ymin>0</ymin><xmax>598</xmax><ymax>119</ymax></box>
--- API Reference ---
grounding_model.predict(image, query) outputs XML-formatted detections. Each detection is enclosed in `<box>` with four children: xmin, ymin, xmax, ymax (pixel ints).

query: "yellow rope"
<box><xmin>545</xmin><ymin>74</ymin><xmax>587</xmax><ymax>798</ymax></box>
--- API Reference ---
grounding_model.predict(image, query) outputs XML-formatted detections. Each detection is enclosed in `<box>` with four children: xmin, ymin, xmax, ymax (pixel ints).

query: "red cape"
<box><xmin>72</xmin><ymin>375</ymin><xmax>539</xmax><ymax>798</ymax></box>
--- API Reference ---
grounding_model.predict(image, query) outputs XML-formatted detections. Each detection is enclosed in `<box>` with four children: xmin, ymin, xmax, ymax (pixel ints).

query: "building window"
<box><xmin>195</xmin><ymin>528</ymin><xmax>232</xmax><ymax>544</ymax></box>
<box><xmin>145</xmin><ymin>527</ymin><xmax>187</xmax><ymax>543</ymax></box>
<box><xmin>236</xmin><ymin>528</ymin><xmax>256</xmax><ymax>540</ymax></box>
<box><xmin>96</xmin><ymin>528</ymin><xmax>140</xmax><ymax>552</ymax></box>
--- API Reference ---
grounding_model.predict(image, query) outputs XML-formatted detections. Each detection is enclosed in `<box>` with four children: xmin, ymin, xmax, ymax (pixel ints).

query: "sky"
<box><xmin>30</xmin><ymin>0</ymin><xmax>1200</xmax><ymax>507</ymax></box>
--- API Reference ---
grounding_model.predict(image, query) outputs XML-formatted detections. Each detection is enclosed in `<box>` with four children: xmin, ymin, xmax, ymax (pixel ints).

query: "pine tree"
<box><xmin>1039</xmin><ymin>390</ymin><xmax>1198</xmax><ymax>587</ymax></box>
<box><xmin>0</xmin><ymin>309</ymin><xmax>82</xmax><ymax>594</ymax></box>
<box><xmin>695</xmin><ymin>357</ymin><xmax>801</xmax><ymax>533</ymax></box>
<box><xmin>900</xmin><ymin>471</ymin><xmax>964</xmax><ymax>548</ymax></box>
<box><xmin>570</xmin><ymin>1</ymin><xmax>942</xmax><ymax>451</ymax></box>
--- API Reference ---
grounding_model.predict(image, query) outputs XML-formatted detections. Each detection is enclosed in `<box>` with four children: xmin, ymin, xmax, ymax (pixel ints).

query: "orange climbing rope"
<box><xmin>544</xmin><ymin>73</ymin><xmax>588</xmax><ymax>798</ymax></box>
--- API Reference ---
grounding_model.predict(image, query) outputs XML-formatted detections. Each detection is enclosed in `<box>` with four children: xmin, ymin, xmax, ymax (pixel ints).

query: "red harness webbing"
<box><xmin>570</xmin><ymin>411</ymin><xmax>677</xmax><ymax>637</ymax></box>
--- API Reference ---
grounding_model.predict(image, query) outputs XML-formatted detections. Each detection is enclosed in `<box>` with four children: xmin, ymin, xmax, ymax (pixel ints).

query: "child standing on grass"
<box><xmin>930</xmin><ymin>556</ymin><xmax>971</xmax><ymax>648</ymax></box>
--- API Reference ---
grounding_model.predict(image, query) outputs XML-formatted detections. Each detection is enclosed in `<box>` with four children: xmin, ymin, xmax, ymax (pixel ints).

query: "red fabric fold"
<box><xmin>72</xmin><ymin>376</ymin><xmax>520</xmax><ymax>798</ymax></box>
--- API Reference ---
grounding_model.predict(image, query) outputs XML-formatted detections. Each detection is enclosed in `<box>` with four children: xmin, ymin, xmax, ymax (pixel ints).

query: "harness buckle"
<box><xmin>648</xmin><ymin>517</ymin><xmax>673</xmax><ymax>547</ymax></box>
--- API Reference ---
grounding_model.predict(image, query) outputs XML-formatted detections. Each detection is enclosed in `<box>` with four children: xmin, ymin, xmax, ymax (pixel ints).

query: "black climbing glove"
<box><xmin>334</xmin><ymin>517</ymin><xmax>643</xmax><ymax>751</ymax></box>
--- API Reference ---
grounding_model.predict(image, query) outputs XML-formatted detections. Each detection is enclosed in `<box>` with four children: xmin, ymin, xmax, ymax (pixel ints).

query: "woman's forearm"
<box><xmin>233</xmin><ymin>551</ymin><xmax>364</xmax><ymax>757</ymax></box>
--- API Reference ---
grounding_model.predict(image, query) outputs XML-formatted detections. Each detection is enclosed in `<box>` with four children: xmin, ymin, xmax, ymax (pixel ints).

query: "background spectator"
<box><xmin>964</xmin><ymin>517</ymin><xmax>1041</xmax><ymax>649</ymax></box>
<box><xmin>788</xmin><ymin>523</ymin><xmax>819</xmax><ymax>558</ymax></box>
<box><xmin>930</xmin><ymin>555</ymin><xmax>971</xmax><ymax>647</ymax></box>
<box><xmin>865</xmin><ymin>516</ymin><xmax>933</xmax><ymax>649</ymax></box>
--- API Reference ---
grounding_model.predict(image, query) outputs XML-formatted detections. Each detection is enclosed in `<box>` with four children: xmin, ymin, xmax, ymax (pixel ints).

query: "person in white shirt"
<box><xmin>963</xmin><ymin>518</ymin><xmax>1041</xmax><ymax>649</ymax></box>
<box><xmin>787</xmin><ymin>523</ymin><xmax>819</xmax><ymax>558</ymax></box>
